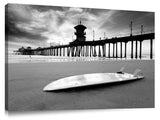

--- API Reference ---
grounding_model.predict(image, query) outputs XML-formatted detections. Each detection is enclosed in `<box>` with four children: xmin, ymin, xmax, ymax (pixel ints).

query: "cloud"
<box><xmin>30</xmin><ymin>4</ymin><xmax>64</xmax><ymax>12</ymax></box>
<box><xmin>6</xmin><ymin>4</ymin><xmax>33</xmax><ymax>23</ymax></box>
<box><xmin>6</xmin><ymin>3</ymin><xmax>154</xmax><ymax>52</ymax></box>
<box><xmin>99</xmin><ymin>10</ymin><xmax>154</xmax><ymax>36</ymax></box>
<box><xmin>68</xmin><ymin>7</ymin><xmax>83</xmax><ymax>12</ymax></box>
<box><xmin>5</xmin><ymin>4</ymin><xmax>48</xmax><ymax>42</ymax></box>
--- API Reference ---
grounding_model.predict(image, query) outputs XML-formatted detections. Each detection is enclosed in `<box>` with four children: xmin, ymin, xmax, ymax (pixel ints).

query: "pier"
<box><xmin>18</xmin><ymin>22</ymin><xmax>155</xmax><ymax>59</ymax></box>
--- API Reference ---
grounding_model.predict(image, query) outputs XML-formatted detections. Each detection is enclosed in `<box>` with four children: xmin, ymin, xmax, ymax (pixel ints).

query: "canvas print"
<box><xmin>5</xmin><ymin>3</ymin><xmax>155</xmax><ymax>112</ymax></box>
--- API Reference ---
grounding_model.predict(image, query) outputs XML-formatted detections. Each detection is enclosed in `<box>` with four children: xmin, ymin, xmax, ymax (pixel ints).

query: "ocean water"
<box><xmin>7</xmin><ymin>54</ymin><xmax>154</xmax><ymax>63</ymax></box>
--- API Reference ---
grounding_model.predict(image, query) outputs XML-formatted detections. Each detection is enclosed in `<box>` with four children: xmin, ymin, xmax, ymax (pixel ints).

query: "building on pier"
<box><xmin>73</xmin><ymin>21</ymin><xmax>87</xmax><ymax>42</ymax></box>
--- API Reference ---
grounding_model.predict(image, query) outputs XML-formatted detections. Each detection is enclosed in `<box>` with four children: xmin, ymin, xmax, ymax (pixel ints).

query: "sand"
<box><xmin>7</xmin><ymin>60</ymin><xmax>154</xmax><ymax>112</ymax></box>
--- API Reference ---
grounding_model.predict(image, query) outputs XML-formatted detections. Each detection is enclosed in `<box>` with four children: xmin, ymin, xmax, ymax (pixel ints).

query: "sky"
<box><xmin>5</xmin><ymin>3</ymin><xmax>154</xmax><ymax>53</ymax></box>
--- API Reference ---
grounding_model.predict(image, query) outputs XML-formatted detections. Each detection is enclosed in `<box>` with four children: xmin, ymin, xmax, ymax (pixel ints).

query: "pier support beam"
<box><xmin>52</xmin><ymin>48</ymin><xmax>54</xmax><ymax>56</ymax></box>
<box><xmin>67</xmin><ymin>47</ymin><xmax>70</xmax><ymax>57</ymax></box>
<box><xmin>46</xmin><ymin>50</ymin><xmax>47</xmax><ymax>55</ymax></box>
<box><xmin>108</xmin><ymin>43</ymin><xmax>110</xmax><ymax>58</ymax></box>
<box><xmin>150</xmin><ymin>39</ymin><xmax>153</xmax><ymax>59</ymax></box>
<box><xmin>45</xmin><ymin>49</ymin><xmax>48</xmax><ymax>55</ymax></box>
<box><xmin>94</xmin><ymin>45</ymin><xmax>97</xmax><ymax>57</ymax></box>
<box><xmin>124</xmin><ymin>42</ymin><xmax>127</xmax><ymax>58</ymax></box>
<box><xmin>72</xmin><ymin>47</ymin><xmax>75</xmax><ymax>57</ymax></box>
<box><xmin>80</xmin><ymin>46</ymin><xmax>83</xmax><ymax>57</ymax></box>
<box><xmin>53</xmin><ymin>48</ymin><xmax>55</xmax><ymax>56</ymax></box>
<box><xmin>80</xmin><ymin>46</ymin><xmax>82</xmax><ymax>57</ymax></box>
<box><xmin>139</xmin><ymin>41</ymin><xmax>142</xmax><ymax>59</ymax></box>
<box><xmin>92</xmin><ymin>46</ymin><xmax>94</xmax><ymax>57</ymax></box>
<box><xmin>113</xmin><ymin>43</ymin><xmax>115</xmax><ymax>58</ymax></box>
<box><xmin>55</xmin><ymin>48</ymin><xmax>57</xmax><ymax>56</ymax></box>
<box><xmin>98</xmin><ymin>45</ymin><xmax>101</xmax><ymax>57</ymax></box>
<box><xmin>76</xmin><ymin>46</ymin><xmax>79</xmax><ymax>57</ymax></box>
<box><xmin>87</xmin><ymin>46</ymin><xmax>89</xmax><ymax>57</ymax></box>
<box><xmin>83</xmin><ymin>46</ymin><xmax>85</xmax><ymax>57</ymax></box>
<box><xmin>135</xmin><ymin>40</ymin><xmax>138</xmax><ymax>59</ymax></box>
<box><xmin>79</xmin><ymin>46</ymin><xmax>81</xmax><ymax>57</ymax></box>
<box><xmin>77</xmin><ymin>46</ymin><xmax>80</xmax><ymax>57</ymax></box>
<box><xmin>58</xmin><ymin>48</ymin><xmax>60</xmax><ymax>56</ymax></box>
<box><xmin>45</xmin><ymin>50</ymin><xmax>47</xmax><ymax>55</ymax></box>
<box><xmin>50</xmin><ymin>49</ymin><xmax>52</xmax><ymax>56</ymax></box>
<box><xmin>83</xmin><ymin>46</ymin><xmax>85</xmax><ymax>56</ymax></box>
<box><xmin>90</xmin><ymin>46</ymin><xmax>92</xmax><ymax>57</ymax></box>
<box><xmin>49</xmin><ymin>49</ymin><xmax>51</xmax><ymax>56</ymax></box>
<box><xmin>131</xmin><ymin>40</ymin><xmax>133</xmax><ymax>59</ymax></box>
<box><xmin>52</xmin><ymin>49</ymin><xmax>54</xmax><ymax>56</ymax></box>
<box><xmin>120</xmin><ymin>42</ymin><xmax>122</xmax><ymax>58</ymax></box>
<box><xmin>43</xmin><ymin>50</ymin><xmax>45</xmax><ymax>56</ymax></box>
<box><xmin>57</xmin><ymin>48</ymin><xmax>59</xmax><ymax>56</ymax></box>
<box><xmin>60</xmin><ymin>48</ymin><xmax>62</xmax><ymax>56</ymax></box>
<box><xmin>85</xmin><ymin>46</ymin><xmax>88</xmax><ymax>57</ymax></box>
<box><xmin>75</xmin><ymin>46</ymin><xmax>78</xmax><ymax>56</ymax></box>
<box><xmin>116</xmin><ymin>42</ymin><xmax>118</xmax><ymax>58</ymax></box>
<box><xmin>54</xmin><ymin>48</ymin><xmax>56</xmax><ymax>56</ymax></box>
<box><xmin>81</xmin><ymin>46</ymin><xmax>83</xmax><ymax>56</ymax></box>
<box><xmin>63</xmin><ymin>47</ymin><xmax>65</xmax><ymax>56</ymax></box>
<box><xmin>45</xmin><ymin>50</ymin><xmax>47</xmax><ymax>56</ymax></box>
<box><xmin>103</xmin><ymin>44</ymin><xmax>106</xmax><ymax>57</ymax></box>
<box><xmin>47</xmin><ymin>49</ymin><xmax>49</xmax><ymax>56</ymax></box>
<box><xmin>51</xmin><ymin>49</ymin><xmax>53</xmax><ymax>56</ymax></box>
<box><xmin>81</xmin><ymin>46</ymin><xmax>82</xmax><ymax>57</ymax></box>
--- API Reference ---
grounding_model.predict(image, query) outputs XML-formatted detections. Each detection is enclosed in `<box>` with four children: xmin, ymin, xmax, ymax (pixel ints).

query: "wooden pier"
<box><xmin>19</xmin><ymin>22</ymin><xmax>155</xmax><ymax>59</ymax></box>
<box><xmin>28</xmin><ymin>33</ymin><xmax>154</xmax><ymax>59</ymax></box>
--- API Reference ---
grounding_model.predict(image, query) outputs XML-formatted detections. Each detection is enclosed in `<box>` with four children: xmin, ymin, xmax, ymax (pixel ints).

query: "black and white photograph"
<box><xmin>5</xmin><ymin>3</ymin><xmax>155</xmax><ymax>112</ymax></box>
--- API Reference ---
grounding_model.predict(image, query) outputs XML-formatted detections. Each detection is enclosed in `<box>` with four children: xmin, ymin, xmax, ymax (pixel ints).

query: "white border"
<box><xmin>1</xmin><ymin>0</ymin><xmax>159</xmax><ymax>120</ymax></box>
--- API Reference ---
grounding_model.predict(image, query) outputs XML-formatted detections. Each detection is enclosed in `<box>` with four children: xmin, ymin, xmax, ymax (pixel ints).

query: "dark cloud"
<box><xmin>57</xmin><ymin>16</ymin><xmax>65</xmax><ymax>26</ymax></box>
<box><xmin>6</xmin><ymin>3</ymin><xmax>154</xmax><ymax>51</ymax></box>
<box><xmin>5</xmin><ymin>20</ymin><xmax>47</xmax><ymax>41</ymax></box>
<box><xmin>6</xmin><ymin>3</ymin><xmax>33</xmax><ymax>23</ymax></box>
<box><xmin>5</xmin><ymin>4</ymin><xmax>47</xmax><ymax>41</ymax></box>
<box><xmin>100</xmin><ymin>10</ymin><xmax>154</xmax><ymax>35</ymax></box>
<box><xmin>30</xmin><ymin>4</ymin><xmax>65</xmax><ymax>12</ymax></box>
<box><xmin>87</xmin><ymin>8</ymin><xmax>111</xmax><ymax>16</ymax></box>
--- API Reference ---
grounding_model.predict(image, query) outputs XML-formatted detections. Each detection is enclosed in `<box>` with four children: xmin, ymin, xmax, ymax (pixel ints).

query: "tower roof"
<box><xmin>74</xmin><ymin>23</ymin><xmax>87</xmax><ymax>30</ymax></box>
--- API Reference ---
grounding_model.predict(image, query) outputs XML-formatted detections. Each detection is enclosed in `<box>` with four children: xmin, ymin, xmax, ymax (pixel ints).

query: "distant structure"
<box><xmin>73</xmin><ymin>21</ymin><xmax>86</xmax><ymax>42</ymax></box>
<box><xmin>15</xmin><ymin>21</ymin><xmax>155</xmax><ymax>59</ymax></box>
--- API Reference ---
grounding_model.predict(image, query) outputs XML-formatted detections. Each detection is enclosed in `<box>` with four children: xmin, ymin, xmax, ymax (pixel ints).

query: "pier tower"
<box><xmin>74</xmin><ymin>21</ymin><xmax>87</xmax><ymax>42</ymax></box>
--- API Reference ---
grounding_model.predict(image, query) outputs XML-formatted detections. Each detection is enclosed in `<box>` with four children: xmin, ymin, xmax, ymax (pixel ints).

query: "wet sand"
<box><xmin>7</xmin><ymin>60</ymin><xmax>154</xmax><ymax>112</ymax></box>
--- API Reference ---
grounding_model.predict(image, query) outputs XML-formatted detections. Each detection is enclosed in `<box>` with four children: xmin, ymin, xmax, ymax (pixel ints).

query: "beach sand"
<box><xmin>7</xmin><ymin>60</ymin><xmax>154</xmax><ymax>112</ymax></box>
